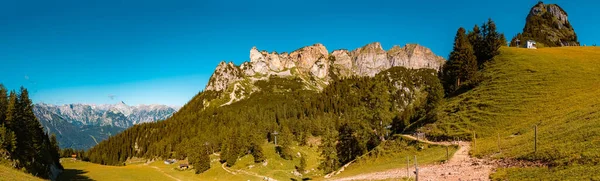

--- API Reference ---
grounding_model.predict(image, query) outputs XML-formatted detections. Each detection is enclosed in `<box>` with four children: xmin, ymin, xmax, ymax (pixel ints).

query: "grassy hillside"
<box><xmin>0</xmin><ymin>165</ymin><xmax>44</xmax><ymax>181</ymax></box>
<box><xmin>425</xmin><ymin>46</ymin><xmax>600</xmax><ymax>179</ymax></box>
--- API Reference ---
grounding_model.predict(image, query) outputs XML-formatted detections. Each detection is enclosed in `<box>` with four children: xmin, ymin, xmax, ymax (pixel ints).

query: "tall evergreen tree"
<box><xmin>0</xmin><ymin>84</ymin><xmax>8</xmax><ymax>124</ymax></box>
<box><xmin>187</xmin><ymin>138</ymin><xmax>210</xmax><ymax>174</ymax></box>
<box><xmin>336</xmin><ymin>123</ymin><xmax>364</xmax><ymax>165</ymax></box>
<box><xmin>468</xmin><ymin>25</ymin><xmax>484</xmax><ymax>63</ymax></box>
<box><xmin>5</xmin><ymin>91</ymin><xmax>18</xmax><ymax>152</ymax></box>
<box><xmin>442</xmin><ymin>27</ymin><xmax>478</xmax><ymax>95</ymax></box>
<box><xmin>479</xmin><ymin>18</ymin><xmax>503</xmax><ymax>67</ymax></box>
<box><xmin>367</xmin><ymin>80</ymin><xmax>392</xmax><ymax>141</ymax></box>
<box><xmin>319</xmin><ymin>127</ymin><xmax>338</xmax><ymax>174</ymax></box>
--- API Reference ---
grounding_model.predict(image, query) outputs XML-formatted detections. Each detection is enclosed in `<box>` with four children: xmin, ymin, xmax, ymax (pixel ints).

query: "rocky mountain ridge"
<box><xmin>34</xmin><ymin>101</ymin><xmax>178</xmax><ymax>128</ymax></box>
<box><xmin>205</xmin><ymin>42</ymin><xmax>445</xmax><ymax>94</ymax></box>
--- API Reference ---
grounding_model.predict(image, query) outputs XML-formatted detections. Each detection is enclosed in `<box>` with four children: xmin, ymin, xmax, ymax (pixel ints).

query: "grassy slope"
<box><xmin>231</xmin><ymin>142</ymin><xmax>322</xmax><ymax>180</ymax></box>
<box><xmin>425</xmin><ymin>47</ymin><xmax>600</xmax><ymax>180</ymax></box>
<box><xmin>0</xmin><ymin>165</ymin><xmax>44</xmax><ymax>181</ymax></box>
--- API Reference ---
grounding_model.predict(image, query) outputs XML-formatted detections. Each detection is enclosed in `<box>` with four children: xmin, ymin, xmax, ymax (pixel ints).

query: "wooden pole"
<box><xmin>498</xmin><ymin>133</ymin><xmax>501</xmax><ymax>153</ymax></box>
<box><xmin>534</xmin><ymin>125</ymin><xmax>537</xmax><ymax>154</ymax></box>
<box><xmin>414</xmin><ymin>155</ymin><xmax>418</xmax><ymax>181</ymax></box>
<box><xmin>407</xmin><ymin>156</ymin><xmax>409</xmax><ymax>178</ymax></box>
<box><xmin>446</xmin><ymin>146</ymin><xmax>449</xmax><ymax>161</ymax></box>
<box><xmin>473</xmin><ymin>131</ymin><xmax>476</xmax><ymax>152</ymax></box>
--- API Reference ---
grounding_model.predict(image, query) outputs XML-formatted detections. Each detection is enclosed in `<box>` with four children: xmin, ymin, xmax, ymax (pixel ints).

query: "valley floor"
<box><xmin>57</xmin><ymin>138</ymin><xmax>466</xmax><ymax>181</ymax></box>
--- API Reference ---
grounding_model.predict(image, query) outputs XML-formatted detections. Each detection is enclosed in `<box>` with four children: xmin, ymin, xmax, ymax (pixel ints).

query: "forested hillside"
<box><xmin>86</xmin><ymin>66</ymin><xmax>443</xmax><ymax>174</ymax></box>
<box><xmin>0</xmin><ymin>85</ymin><xmax>63</xmax><ymax>180</ymax></box>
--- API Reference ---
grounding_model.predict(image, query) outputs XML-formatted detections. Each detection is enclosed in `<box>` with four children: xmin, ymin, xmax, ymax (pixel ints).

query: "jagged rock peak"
<box><xmin>205</xmin><ymin>60</ymin><xmax>242</xmax><ymax>92</ymax></box>
<box><xmin>521</xmin><ymin>2</ymin><xmax>579</xmax><ymax>47</ymax></box>
<box><xmin>359</xmin><ymin>42</ymin><xmax>384</xmax><ymax>52</ymax></box>
<box><xmin>205</xmin><ymin>42</ymin><xmax>445</xmax><ymax>91</ymax></box>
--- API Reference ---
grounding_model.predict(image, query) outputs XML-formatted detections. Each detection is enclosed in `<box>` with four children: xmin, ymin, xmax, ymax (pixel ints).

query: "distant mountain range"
<box><xmin>33</xmin><ymin>101</ymin><xmax>178</xmax><ymax>150</ymax></box>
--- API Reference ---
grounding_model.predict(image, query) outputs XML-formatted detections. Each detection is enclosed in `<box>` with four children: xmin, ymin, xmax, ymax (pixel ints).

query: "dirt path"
<box><xmin>150</xmin><ymin>166</ymin><xmax>182</xmax><ymax>181</ymax></box>
<box><xmin>221</xmin><ymin>163</ymin><xmax>278</xmax><ymax>181</ymax></box>
<box><xmin>329</xmin><ymin>137</ymin><xmax>493</xmax><ymax>181</ymax></box>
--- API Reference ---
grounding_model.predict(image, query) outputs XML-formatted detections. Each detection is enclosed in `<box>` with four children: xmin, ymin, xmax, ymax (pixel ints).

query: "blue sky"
<box><xmin>1</xmin><ymin>0</ymin><xmax>598</xmax><ymax>106</ymax></box>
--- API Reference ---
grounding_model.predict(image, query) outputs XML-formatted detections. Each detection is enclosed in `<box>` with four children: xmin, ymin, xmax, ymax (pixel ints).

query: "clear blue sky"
<box><xmin>1</xmin><ymin>0</ymin><xmax>598</xmax><ymax>106</ymax></box>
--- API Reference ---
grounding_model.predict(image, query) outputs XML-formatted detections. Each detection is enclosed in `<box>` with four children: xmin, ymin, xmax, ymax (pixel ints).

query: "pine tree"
<box><xmin>468</xmin><ymin>25</ymin><xmax>484</xmax><ymax>64</ymax></box>
<box><xmin>318</xmin><ymin>127</ymin><xmax>338</xmax><ymax>174</ymax></box>
<box><xmin>50</xmin><ymin>134</ymin><xmax>61</xmax><ymax>162</ymax></box>
<box><xmin>480</xmin><ymin>18</ymin><xmax>503</xmax><ymax>67</ymax></box>
<box><xmin>336</xmin><ymin>123</ymin><xmax>364</xmax><ymax>165</ymax></box>
<box><xmin>499</xmin><ymin>34</ymin><xmax>507</xmax><ymax>47</ymax></box>
<box><xmin>367</xmin><ymin>80</ymin><xmax>392</xmax><ymax>141</ymax></box>
<box><xmin>442</xmin><ymin>27</ymin><xmax>478</xmax><ymax>95</ymax></box>
<box><xmin>0</xmin><ymin>125</ymin><xmax>17</xmax><ymax>157</ymax></box>
<box><xmin>0</xmin><ymin>84</ymin><xmax>8</xmax><ymax>124</ymax></box>
<box><xmin>187</xmin><ymin>138</ymin><xmax>210</xmax><ymax>174</ymax></box>
<box><xmin>5</xmin><ymin>91</ymin><xmax>18</xmax><ymax>155</ymax></box>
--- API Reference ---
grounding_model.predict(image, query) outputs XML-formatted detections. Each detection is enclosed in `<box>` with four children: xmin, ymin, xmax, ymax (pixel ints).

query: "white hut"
<box><xmin>527</xmin><ymin>40</ymin><xmax>537</xmax><ymax>49</ymax></box>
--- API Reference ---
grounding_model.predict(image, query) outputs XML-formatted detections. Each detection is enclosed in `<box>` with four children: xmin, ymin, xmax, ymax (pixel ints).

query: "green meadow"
<box><xmin>426</xmin><ymin>46</ymin><xmax>600</xmax><ymax>180</ymax></box>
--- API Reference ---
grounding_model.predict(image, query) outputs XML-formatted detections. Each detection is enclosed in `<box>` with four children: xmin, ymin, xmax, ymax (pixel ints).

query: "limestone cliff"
<box><xmin>204</xmin><ymin>42</ymin><xmax>445</xmax><ymax>105</ymax></box>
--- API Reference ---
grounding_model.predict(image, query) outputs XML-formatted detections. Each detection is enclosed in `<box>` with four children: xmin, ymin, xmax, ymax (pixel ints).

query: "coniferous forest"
<box><xmin>85</xmin><ymin>67</ymin><xmax>443</xmax><ymax>173</ymax></box>
<box><xmin>0</xmin><ymin>85</ymin><xmax>62</xmax><ymax>179</ymax></box>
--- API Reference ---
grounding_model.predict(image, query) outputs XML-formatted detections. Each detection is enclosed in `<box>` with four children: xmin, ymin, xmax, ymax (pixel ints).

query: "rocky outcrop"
<box><xmin>205</xmin><ymin>42</ymin><xmax>445</xmax><ymax>92</ymax></box>
<box><xmin>205</xmin><ymin>61</ymin><xmax>243</xmax><ymax>92</ymax></box>
<box><xmin>520</xmin><ymin>2</ymin><xmax>579</xmax><ymax>47</ymax></box>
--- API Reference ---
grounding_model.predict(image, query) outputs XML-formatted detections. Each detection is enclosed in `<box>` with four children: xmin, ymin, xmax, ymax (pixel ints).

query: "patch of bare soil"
<box><xmin>329</xmin><ymin>142</ymin><xmax>494</xmax><ymax>181</ymax></box>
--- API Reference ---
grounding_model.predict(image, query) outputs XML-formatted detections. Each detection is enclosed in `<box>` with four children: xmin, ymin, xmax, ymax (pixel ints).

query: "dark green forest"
<box><xmin>85</xmin><ymin>67</ymin><xmax>443</xmax><ymax>174</ymax></box>
<box><xmin>0</xmin><ymin>85</ymin><xmax>62</xmax><ymax>179</ymax></box>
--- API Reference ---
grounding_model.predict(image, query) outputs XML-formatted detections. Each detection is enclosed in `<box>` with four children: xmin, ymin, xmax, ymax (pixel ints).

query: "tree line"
<box><xmin>0</xmin><ymin>85</ymin><xmax>62</xmax><ymax>179</ymax></box>
<box><xmin>441</xmin><ymin>18</ymin><xmax>505</xmax><ymax>96</ymax></box>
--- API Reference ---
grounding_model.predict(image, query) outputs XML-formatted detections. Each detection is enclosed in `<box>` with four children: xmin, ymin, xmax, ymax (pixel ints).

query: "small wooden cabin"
<box><xmin>179</xmin><ymin>163</ymin><xmax>189</xmax><ymax>169</ymax></box>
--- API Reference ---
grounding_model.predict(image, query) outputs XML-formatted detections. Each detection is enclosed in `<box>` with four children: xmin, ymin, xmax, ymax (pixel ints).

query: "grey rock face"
<box><xmin>205</xmin><ymin>42</ymin><xmax>445</xmax><ymax>92</ymax></box>
<box><xmin>205</xmin><ymin>61</ymin><xmax>243</xmax><ymax>91</ymax></box>
<box><xmin>351</xmin><ymin>42</ymin><xmax>391</xmax><ymax>77</ymax></box>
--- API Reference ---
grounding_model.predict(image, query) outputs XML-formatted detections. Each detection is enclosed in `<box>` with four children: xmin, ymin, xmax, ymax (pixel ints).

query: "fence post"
<box><xmin>407</xmin><ymin>156</ymin><xmax>409</xmax><ymax>178</ymax></box>
<box><xmin>446</xmin><ymin>146</ymin><xmax>449</xmax><ymax>161</ymax></box>
<box><xmin>473</xmin><ymin>131</ymin><xmax>476</xmax><ymax>152</ymax></box>
<box><xmin>498</xmin><ymin>133</ymin><xmax>501</xmax><ymax>153</ymax></box>
<box><xmin>414</xmin><ymin>155</ymin><xmax>418</xmax><ymax>181</ymax></box>
<box><xmin>534</xmin><ymin>125</ymin><xmax>537</xmax><ymax>154</ymax></box>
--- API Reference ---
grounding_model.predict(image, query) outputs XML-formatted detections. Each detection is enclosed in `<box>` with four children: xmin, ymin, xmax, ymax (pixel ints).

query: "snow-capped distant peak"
<box><xmin>32</xmin><ymin>102</ymin><xmax>177</xmax><ymax>128</ymax></box>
